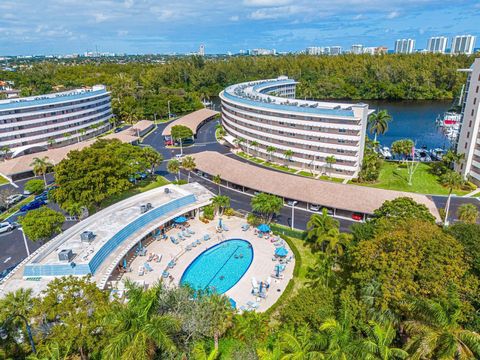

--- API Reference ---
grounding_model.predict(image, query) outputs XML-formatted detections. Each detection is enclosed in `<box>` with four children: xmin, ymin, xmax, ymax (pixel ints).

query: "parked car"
<box><xmin>164</xmin><ymin>139</ymin><xmax>174</xmax><ymax>146</ymax></box>
<box><xmin>351</xmin><ymin>213</ymin><xmax>363</xmax><ymax>221</ymax></box>
<box><xmin>20</xmin><ymin>199</ymin><xmax>46</xmax><ymax>212</ymax></box>
<box><xmin>175</xmin><ymin>154</ymin><xmax>183</xmax><ymax>159</ymax></box>
<box><xmin>309</xmin><ymin>204</ymin><xmax>320</xmax><ymax>211</ymax></box>
<box><xmin>285</xmin><ymin>199</ymin><xmax>297</xmax><ymax>206</ymax></box>
<box><xmin>114</xmin><ymin>127</ymin><xmax>123</xmax><ymax>133</ymax></box>
<box><xmin>0</xmin><ymin>222</ymin><xmax>14</xmax><ymax>234</ymax></box>
<box><xmin>34</xmin><ymin>192</ymin><xmax>49</xmax><ymax>202</ymax></box>
<box><xmin>6</xmin><ymin>194</ymin><xmax>23</xmax><ymax>207</ymax></box>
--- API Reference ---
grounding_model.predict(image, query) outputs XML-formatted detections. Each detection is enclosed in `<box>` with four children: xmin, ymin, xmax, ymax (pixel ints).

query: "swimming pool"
<box><xmin>180</xmin><ymin>239</ymin><xmax>253</xmax><ymax>294</ymax></box>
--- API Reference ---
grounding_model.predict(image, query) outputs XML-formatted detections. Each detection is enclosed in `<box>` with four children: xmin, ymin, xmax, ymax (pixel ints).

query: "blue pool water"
<box><xmin>180</xmin><ymin>239</ymin><xmax>253</xmax><ymax>294</ymax></box>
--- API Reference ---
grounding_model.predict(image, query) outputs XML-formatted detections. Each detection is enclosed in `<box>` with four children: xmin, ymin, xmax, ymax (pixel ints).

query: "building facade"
<box><xmin>427</xmin><ymin>36</ymin><xmax>448</xmax><ymax>53</ymax></box>
<box><xmin>456</xmin><ymin>59</ymin><xmax>480</xmax><ymax>184</ymax></box>
<box><xmin>394</xmin><ymin>39</ymin><xmax>415</xmax><ymax>54</ymax></box>
<box><xmin>451</xmin><ymin>35</ymin><xmax>476</xmax><ymax>55</ymax></box>
<box><xmin>0</xmin><ymin>85</ymin><xmax>113</xmax><ymax>157</ymax></box>
<box><xmin>219</xmin><ymin>77</ymin><xmax>371</xmax><ymax>179</ymax></box>
<box><xmin>351</xmin><ymin>44</ymin><xmax>364</xmax><ymax>54</ymax></box>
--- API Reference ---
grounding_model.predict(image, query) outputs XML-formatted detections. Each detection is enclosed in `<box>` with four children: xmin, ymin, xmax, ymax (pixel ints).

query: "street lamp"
<box><xmin>18</xmin><ymin>227</ymin><xmax>30</xmax><ymax>257</ymax></box>
<box><xmin>290</xmin><ymin>201</ymin><xmax>298</xmax><ymax>230</ymax></box>
<box><xmin>0</xmin><ymin>314</ymin><xmax>37</xmax><ymax>354</ymax></box>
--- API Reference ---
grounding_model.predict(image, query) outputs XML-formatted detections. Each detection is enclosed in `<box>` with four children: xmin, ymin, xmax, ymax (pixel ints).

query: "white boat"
<box><xmin>380</xmin><ymin>146</ymin><xmax>392</xmax><ymax>159</ymax></box>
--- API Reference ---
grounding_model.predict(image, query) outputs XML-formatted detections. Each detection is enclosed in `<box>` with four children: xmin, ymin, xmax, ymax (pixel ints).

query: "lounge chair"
<box><xmin>170</xmin><ymin>236</ymin><xmax>179</xmax><ymax>244</ymax></box>
<box><xmin>162</xmin><ymin>270</ymin><xmax>169</xmax><ymax>278</ymax></box>
<box><xmin>138</xmin><ymin>266</ymin><xmax>144</xmax><ymax>276</ymax></box>
<box><xmin>168</xmin><ymin>260</ymin><xmax>175</xmax><ymax>269</ymax></box>
<box><xmin>155</xmin><ymin>254</ymin><xmax>163</xmax><ymax>263</ymax></box>
<box><xmin>247</xmin><ymin>301</ymin><xmax>259</xmax><ymax>309</ymax></box>
<box><xmin>144</xmin><ymin>262</ymin><xmax>153</xmax><ymax>272</ymax></box>
<box><xmin>178</xmin><ymin>233</ymin><xmax>185</xmax><ymax>241</ymax></box>
<box><xmin>203</xmin><ymin>234</ymin><xmax>210</xmax><ymax>241</ymax></box>
<box><xmin>241</xmin><ymin>224</ymin><xmax>250</xmax><ymax>231</ymax></box>
<box><xmin>192</xmin><ymin>241</ymin><xmax>197</xmax><ymax>248</ymax></box>
<box><xmin>186</xmin><ymin>244</ymin><xmax>192</xmax><ymax>251</ymax></box>
<box><xmin>183</xmin><ymin>230</ymin><xmax>191</xmax><ymax>238</ymax></box>
<box><xmin>195</xmin><ymin>239</ymin><xmax>201</xmax><ymax>246</ymax></box>
<box><xmin>187</xmin><ymin>228</ymin><xmax>195</xmax><ymax>235</ymax></box>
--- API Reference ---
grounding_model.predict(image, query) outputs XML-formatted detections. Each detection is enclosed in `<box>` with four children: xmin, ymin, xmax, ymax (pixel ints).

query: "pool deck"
<box><xmin>111</xmin><ymin>216</ymin><xmax>295</xmax><ymax>312</ymax></box>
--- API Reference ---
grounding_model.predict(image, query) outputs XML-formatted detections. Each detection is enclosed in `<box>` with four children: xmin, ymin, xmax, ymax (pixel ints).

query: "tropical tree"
<box><xmin>167</xmin><ymin>159</ymin><xmax>181</xmax><ymax>181</ymax></box>
<box><xmin>1</xmin><ymin>145</ymin><xmax>10</xmax><ymax>159</ymax></box>
<box><xmin>373</xmin><ymin>197</ymin><xmax>436</xmax><ymax>224</ymax></box>
<box><xmin>47</xmin><ymin>138</ymin><xmax>56</xmax><ymax>148</ymax></box>
<box><xmin>30</xmin><ymin>156</ymin><xmax>52</xmax><ymax>185</ymax></box>
<box><xmin>325</xmin><ymin>155</ymin><xmax>336</xmax><ymax>178</ymax></box>
<box><xmin>278</xmin><ymin>325</ymin><xmax>324</xmax><ymax>359</ymax></box>
<box><xmin>359</xmin><ymin>321</ymin><xmax>408</xmax><ymax>360</ymax></box>
<box><xmin>368</xmin><ymin>109</ymin><xmax>392</xmax><ymax>142</ymax></box>
<box><xmin>142</xmin><ymin>147</ymin><xmax>163</xmax><ymax>177</ymax></box>
<box><xmin>212</xmin><ymin>195</ymin><xmax>230</xmax><ymax>216</ymax></box>
<box><xmin>320</xmin><ymin>312</ymin><xmax>358</xmax><ymax>360</ymax></box>
<box><xmin>391</xmin><ymin>139</ymin><xmax>414</xmax><ymax>162</ymax></box>
<box><xmin>251</xmin><ymin>141</ymin><xmax>259</xmax><ymax>157</ymax></box>
<box><xmin>191</xmin><ymin>342</ymin><xmax>218</xmax><ymax>360</ymax></box>
<box><xmin>441</xmin><ymin>170</ymin><xmax>464</xmax><ymax>225</ymax></box>
<box><xmin>250</xmin><ymin>192</ymin><xmax>283</xmax><ymax>223</ymax></box>
<box><xmin>203</xmin><ymin>293</ymin><xmax>234</xmax><ymax>351</ymax></box>
<box><xmin>323</xmin><ymin>227</ymin><xmax>352</xmax><ymax>264</ymax></box>
<box><xmin>171</xmin><ymin>125</ymin><xmax>193</xmax><ymax>156</ymax></box>
<box><xmin>232</xmin><ymin>312</ymin><xmax>269</xmax><ymax>345</ymax></box>
<box><xmin>19</xmin><ymin>207</ymin><xmax>65</xmax><ymax>242</ymax></box>
<box><xmin>457</xmin><ymin>203</ymin><xmax>478</xmax><ymax>224</ymax></box>
<box><xmin>266</xmin><ymin>145</ymin><xmax>276</xmax><ymax>162</ymax></box>
<box><xmin>212</xmin><ymin>174</ymin><xmax>222</xmax><ymax>195</ymax></box>
<box><xmin>306</xmin><ymin>210</ymin><xmax>340</xmax><ymax>252</ymax></box>
<box><xmin>103</xmin><ymin>281</ymin><xmax>179</xmax><ymax>360</ymax></box>
<box><xmin>283</xmin><ymin>149</ymin><xmax>294</xmax><ymax>167</ymax></box>
<box><xmin>181</xmin><ymin>155</ymin><xmax>196</xmax><ymax>183</ymax></box>
<box><xmin>237</xmin><ymin>137</ymin><xmax>246</xmax><ymax>153</ymax></box>
<box><xmin>442</xmin><ymin>150</ymin><xmax>465</xmax><ymax>170</ymax></box>
<box><xmin>404</xmin><ymin>294</ymin><xmax>480</xmax><ymax>360</ymax></box>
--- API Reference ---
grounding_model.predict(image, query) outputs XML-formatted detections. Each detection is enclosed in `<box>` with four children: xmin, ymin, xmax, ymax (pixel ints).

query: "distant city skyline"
<box><xmin>0</xmin><ymin>1</ymin><xmax>479</xmax><ymax>56</ymax></box>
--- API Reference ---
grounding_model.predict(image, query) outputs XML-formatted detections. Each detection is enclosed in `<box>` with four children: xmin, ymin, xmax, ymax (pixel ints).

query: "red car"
<box><xmin>351</xmin><ymin>213</ymin><xmax>363</xmax><ymax>221</ymax></box>
<box><xmin>164</xmin><ymin>139</ymin><xmax>174</xmax><ymax>146</ymax></box>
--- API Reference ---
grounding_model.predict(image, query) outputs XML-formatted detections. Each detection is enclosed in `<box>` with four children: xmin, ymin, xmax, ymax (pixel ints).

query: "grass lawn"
<box><xmin>0</xmin><ymin>176</ymin><xmax>9</xmax><ymax>186</ymax></box>
<box><xmin>352</xmin><ymin>161</ymin><xmax>468</xmax><ymax>196</ymax></box>
<box><xmin>98</xmin><ymin>176</ymin><xmax>170</xmax><ymax>210</ymax></box>
<box><xmin>265</xmin><ymin>162</ymin><xmax>297</xmax><ymax>174</ymax></box>
<box><xmin>319</xmin><ymin>175</ymin><xmax>344</xmax><ymax>183</ymax></box>
<box><xmin>0</xmin><ymin>195</ymin><xmax>35</xmax><ymax>221</ymax></box>
<box><xmin>298</xmin><ymin>171</ymin><xmax>315</xmax><ymax>177</ymax></box>
<box><xmin>288</xmin><ymin>236</ymin><xmax>316</xmax><ymax>288</ymax></box>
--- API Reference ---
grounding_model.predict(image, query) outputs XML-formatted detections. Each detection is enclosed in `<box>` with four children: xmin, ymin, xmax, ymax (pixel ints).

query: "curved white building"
<box><xmin>220</xmin><ymin>76</ymin><xmax>371</xmax><ymax>178</ymax></box>
<box><xmin>0</xmin><ymin>85</ymin><xmax>113</xmax><ymax>157</ymax></box>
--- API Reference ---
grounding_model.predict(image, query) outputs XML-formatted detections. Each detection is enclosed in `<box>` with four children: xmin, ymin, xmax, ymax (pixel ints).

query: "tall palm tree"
<box><xmin>441</xmin><ymin>170</ymin><xmax>463</xmax><ymax>225</ymax></box>
<box><xmin>283</xmin><ymin>149</ymin><xmax>294</xmax><ymax>168</ymax></box>
<box><xmin>306</xmin><ymin>210</ymin><xmax>340</xmax><ymax>252</ymax></box>
<box><xmin>212</xmin><ymin>195</ymin><xmax>230</xmax><ymax>216</ymax></box>
<box><xmin>1</xmin><ymin>145</ymin><xmax>10</xmax><ymax>160</ymax></box>
<box><xmin>404</xmin><ymin>296</ymin><xmax>480</xmax><ymax>360</ymax></box>
<box><xmin>103</xmin><ymin>282</ymin><xmax>179</xmax><ymax>360</ymax></box>
<box><xmin>359</xmin><ymin>321</ymin><xmax>408</xmax><ymax>360</ymax></box>
<box><xmin>251</xmin><ymin>141</ymin><xmax>259</xmax><ymax>157</ymax></box>
<box><xmin>232</xmin><ymin>312</ymin><xmax>269</xmax><ymax>344</ymax></box>
<box><xmin>181</xmin><ymin>156</ymin><xmax>196</xmax><ymax>183</ymax></box>
<box><xmin>325</xmin><ymin>156</ymin><xmax>336</xmax><ymax>178</ymax></box>
<box><xmin>191</xmin><ymin>342</ymin><xmax>218</xmax><ymax>360</ymax></box>
<box><xmin>204</xmin><ymin>293</ymin><xmax>234</xmax><ymax>351</ymax></box>
<box><xmin>457</xmin><ymin>203</ymin><xmax>479</xmax><ymax>224</ymax></box>
<box><xmin>30</xmin><ymin>156</ymin><xmax>52</xmax><ymax>185</ymax></box>
<box><xmin>322</xmin><ymin>228</ymin><xmax>352</xmax><ymax>265</ymax></box>
<box><xmin>320</xmin><ymin>312</ymin><xmax>358</xmax><ymax>360</ymax></box>
<box><xmin>0</xmin><ymin>288</ymin><xmax>33</xmax><ymax>319</ymax></box>
<box><xmin>368</xmin><ymin>110</ymin><xmax>392</xmax><ymax>143</ymax></box>
<box><xmin>266</xmin><ymin>146</ymin><xmax>276</xmax><ymax>162</ymax></box>
<box><xmin>278</xmin><ymin>325</ymin><xmax>324</xmax><ymax>359</ymax></box>
<box><xmin>212</xmin><ymin>174</ymin><xmax>222</xmax><ymax>195</ymax></box>
<box><xmin>167</xmin><ymin>159</ymin><xmax>181</xmax><ymax>182</ymax></box>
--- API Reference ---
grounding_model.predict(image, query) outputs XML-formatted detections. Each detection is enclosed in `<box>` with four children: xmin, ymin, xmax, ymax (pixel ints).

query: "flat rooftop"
<box><xmin>162</xmin><ymin>108</ymin><xmax>219</xmax><ymax>136</ymax></box>
<box><xmin>223</xmin><ymin>77</ymin><xmax>373</xmax><ymax>118</ymax></box>
<box><xmin>0</xmin><ymin>85</ymin><xmax>109</xmax><ymax>110</ymax></box>
<box><xmin>193</xmin><ymin>151</ymin><xmax>440</xmax><ymax>219</ymax></box>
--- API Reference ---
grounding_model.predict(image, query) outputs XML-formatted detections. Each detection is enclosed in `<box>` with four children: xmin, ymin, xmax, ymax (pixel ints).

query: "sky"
<box><xmin>0</xmin><ymin>0</ymin><xmax>479</xmax><ymax>55</ymax></box>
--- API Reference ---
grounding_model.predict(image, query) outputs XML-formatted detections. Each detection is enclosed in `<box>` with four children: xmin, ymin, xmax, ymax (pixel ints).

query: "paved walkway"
<box><xmin>464</xmin><ymin>188</ymin><xmax>480</xmax><ymax>197</ymax></box>
<box><xmin>111</xmin><ymin>216</ymin><xmax>294</xmax><ymax>312</ymax></box>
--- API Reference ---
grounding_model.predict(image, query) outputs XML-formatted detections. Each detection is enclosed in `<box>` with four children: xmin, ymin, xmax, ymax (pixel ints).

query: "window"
<box><xmin>469</xmin><ymin>121</ymin><xmax>472</xmax><ymax>127</ymax></box>
<box><xmin>477</xmin><ymin>86</ymin><xmax>479</xmax><ymax>93</ymax></box>
<box><xmin>338</xmin><ymin>129</ymin><xmax>346</xmax><ymax>133</ymax></box>
<box><xmin>472</xmin><ymin>109</ymin><xmax>475</xmax><ymax>117</ymax></box>
<box><xmin>474</xmin><ymin>98</ymin><xmax>477</xmax><ymax>105</ymax></box>
<box><xmin>465</xmin><ymin>142</ymin><xmax>468</xmax><ymax>149</ymax></box>
<box><xmin>467</xmin><ymin>131</ymin><xmax>470</xmax><ymax>139</ymax></box>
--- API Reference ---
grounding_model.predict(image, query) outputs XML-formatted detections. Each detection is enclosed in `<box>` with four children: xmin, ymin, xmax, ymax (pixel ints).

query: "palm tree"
<box><xmin>181</xmin><ymin>156</ymin><xmax>196</xmax><ymax>183</ymax></box>
<box><xmin>63</xmin><ymin>132</ymin><xmax>72</xmax><ymax>144</ymax></box>
<box><xmin>212</xmin><ymin>195</ymin><xmax>230</xmax><ymax>216</ymax></box>
<box><xmin>212</xmin><ymin>174</ymin><xmax>222</xmax><ymax>195</ymax></box>
<box><xmin>441</xmin><ymin>170</ymin><xmax>464</xmax><ymax>225</ymax></box>
<box><xmin>325</xmin><ymin>156</ymin><xmax>336</xmax><ymax>178</ymax></box>
<box><xmin>283</xmin><ymin>149</ymin><xmax>294</xmax><ymax>168</ymax></box>
<box><xmin>204</xmin><ymin>293</ymin><xmax>234</xmax><ymax>351</ymax></box>
<box><xmin>167</xmin><ymin>159</ymin><xmax>181</xmax><ymax>182</ymax></box>
<box><xmin>320</xmin><ymin>312</ymin><xmax>357</xmax><ymax>360</ymax></box>
<box><xmin>368</xmin><ymin>110</ymin><xmax>392</xmax><ymax>143</ymax></box>
<box><xmin>404</xmin><ymin>295</ymin><xmax>480</xmax><ymax>360</ymax></box>
<box><xmin>457</xmin><ymin>203</ymin><xmax>479</xmax><ymax>224</ymax></box>
<box><xmin>1</xmin><ymin>145</ymin><xmax>10</xmax><ymax>160</ymax></box>
<box><xmin>30</xmin><ymin>156</ymin><xmax>52</xmax><ymax>185</ymax></box>
<box><xmin>191</xmin><ymin>342</ymin><xmax>218</xmax><ymax>360</ymax></box>
<box><xmin>359</xmin><ymin>321</ymin><xmax>408</xmax><ymax>360</ymax></box>
<box><xmin>323</xmin><ymin>228</ymin><xmax>352</xmax><ymax>266</ymax></box>
<box><xmin>0</xmin><ymin>288</ymin><xmax>33</xmax><ymax>319</ymax></box>
<box><xmin>278</xmin><ymin>325</ymin><xmax>324</xmax><ymax>359</ymax></box>
<box><xmin>442</xmin><ymin>150</ymin><xmax>465</xmax><ymax>170</ymax></box>
<box><xmin>266</xmin><ymin>146</ymin><xmax>276</xmax><ymax>162</ymax></box>
<box><xmin>232</xmin><ymin>312</ymin><xmax>269</xmax><ymax>344</ymax></box>
<box><xmin>251</xmin><ymin>141</ymin><xmax>259</xmax><ymax>157</ymax></box>
<box><xmin>306</xmin><ymin>210</ymin><xmax>340</xmax><ymax>252</ymax></box>
<box><xmin>47</xmin><ymin>138</ymin><xmax>56</xmax><ymax>148</ymax></box>
<box><xmin>306</xmin><ymin>253</ymin><xmax>335</xmax><ymax>288</ymax></box>
<box><xmin>103</xmin><ymin>281</ymin><xmax>179</xmax><ymax>360</ymax></box>
<box><xmin>237</xmin><ymin>137</ymin><xmax>246</xmax><ymax>153</ymax></box>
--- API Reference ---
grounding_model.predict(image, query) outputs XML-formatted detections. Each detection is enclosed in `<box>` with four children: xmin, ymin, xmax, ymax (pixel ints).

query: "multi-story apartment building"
<box><xmin>0</xmin><ymin>85</ymin><xmax>113</xmax><ymax>157</ymax></box>
<box><xmin>305</xmin><ymin>47</ymin><xmax>323</xmax><ymax>55</ymax></box>
<box><xmin>395</xmin><ymin>39</ymin><xmax>415</xmax><ymax>54</ymax></box>
<box><xmin>330</xmin><ymin>46</ymin><xmax>343</xmax><ymax>55</ymax></box>
<box><xmin>456</xmin><ymin>58</ymin><xmax>480</xmax><ymax>184</ymax></box>
<box><xmin>427</xmin><ymin>36</ymin><xmax>448</xmax><ymax>53</ymax></box>
<box><xmin>219</xmin><ymin>77</ymin><xmax>371</xmax><ymax>179</ymax></box>
<box><xmin>351</xmin><ymin>44</ymin><xmax>364</xmax><ymax>54</ymax></box>
<box><xmin>451</xmin><ymin>35</ymin><xmax>476</xmax><ymax>55</ymax></box>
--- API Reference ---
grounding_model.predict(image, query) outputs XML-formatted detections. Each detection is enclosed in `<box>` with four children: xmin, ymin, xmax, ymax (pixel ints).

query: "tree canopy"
<box><xmin>19</xmin><ymin>207</ymin><xmax>65</xmax><ymax>242</ymax></box>
<box><xmin>372</xmin><ymin>196</ymin><xmax>436</xmax><ymax>224</ymax></box>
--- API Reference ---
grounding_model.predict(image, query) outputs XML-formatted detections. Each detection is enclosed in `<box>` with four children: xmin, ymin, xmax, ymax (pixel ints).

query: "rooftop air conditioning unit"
<box><xmin>140</xmin><ymin>203</ymin><xmax>153</xmax><ymax>214</ymax></box>
<box><xmin>80</xmin><ymin>231</ymin><xmax>95</xmax><ymax>243</ymax></box>
<box><xmin>58</xmin><ymin>249</ymin><xmax>74</xmax><ymax>262</ymax></box>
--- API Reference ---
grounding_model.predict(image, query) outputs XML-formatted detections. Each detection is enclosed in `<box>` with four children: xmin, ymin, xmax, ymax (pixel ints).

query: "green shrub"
<box><xmin>223</xmin><ymin>207</ymin><xmax>235</xmax><ymax>216</ymax></box>
<box><xmin>270</xmin><ymin>223</ymin><xmax>307</xmax><ymax>240</ymax></box>
<box><xmin>203</xmin><ymin>205</ymin><xmax>215</xmax><ymax>220</ymax></box>
<box><xmin>246</xmin><ymin>213</ymin><xmax>261</xmax><ymax>226</ymax></box>
<box><xmin>24</xmin><ymin>179</ymin><xmax>45</xmax><ymax>195</ymax></box>
<box><xmin>172</xmin><ymin>179</ymin><xmax>188</xmax><ymax>185</ymax></box>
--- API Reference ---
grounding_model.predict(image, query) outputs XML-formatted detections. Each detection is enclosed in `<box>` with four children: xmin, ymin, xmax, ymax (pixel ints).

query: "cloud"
<box><xmin>353</xmin><ymin>14</ymin><xmax>363</xmax><ymax>20</ymax></box>
<box><xmin>249</xmin><ymin>5</ymin><xmax>301</xmax><ymax>20</ymax></box>
<box><xmin>124</xmin><ymin>0</ymin><xmax>134</xmax><ymax>8</ymax></box>
<box><xmin>92</xmin><ymin>12</ymin><xmax>111</xmax><ymax>23</ymax></box>
<box><xmin>229</xmin><ymin>15</ymin><xmax>240</xmax><ymax>21</ymax></box>
<box><xmin>243</xmin><ymin>0</ymin><xmax>292</xmax><ymax>6</ymax></box>
<box><xmin>117</xmin><ymin>30</ymin><xmax>129</xmax><ymax>36</ymax></box>
<box><xmin>386</xmin><ymin>10</ymin><xmax>400</xmax><ymax>19</ymax></box>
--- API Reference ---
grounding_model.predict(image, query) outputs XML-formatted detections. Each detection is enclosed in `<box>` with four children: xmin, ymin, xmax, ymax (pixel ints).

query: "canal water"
<box><xmin>210</xmin><ymin>97</ymin><xmax>453</xmax><ymax>150</ymax></box>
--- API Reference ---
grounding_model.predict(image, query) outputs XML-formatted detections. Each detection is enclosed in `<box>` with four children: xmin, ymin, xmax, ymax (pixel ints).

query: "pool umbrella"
<box><xmin>138</xmin><ymin>239</ymin><xmax>143</xmax><ymax>250</ymax></box>
<box><xmin>257</xmin><ymin>224</ymin><xmax>270</xmax><ymax>232</ymax></box>
<box><xmin>122</xmin><ymin>258</ymin><xmax>127</xmax><ymax>269</ymax></box>
<box><xmin>174</xmin><ymin>216</ymin><xmax>187</xmax><ymax>224</ymax></box>
<box><xmin>218</xmin><ymin>218</ymin><xmax>223</xmax><ymax>228</ymax></box>
<box><xmin>259</xmin><ymin>281</ymin><xmax>264</xmax><ymax>295</ymax></box>
<box><xmin>275</xmin><ymin>247</ymin><xmax>288</xmax><ymax>257</ymax></box>
<box><xmin>229</xmin><ymin>298</ymin><xmax>237</xmax><ymax>309</ymax></box>
<box><xmin>275</xmin><ymin>264</ymin><xmax>281</xmax><ymax>278</ymax></box>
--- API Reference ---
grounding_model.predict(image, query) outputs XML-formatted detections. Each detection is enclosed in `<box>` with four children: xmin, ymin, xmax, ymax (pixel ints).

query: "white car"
<box><xmin>6</xmin><ymin>194</ymin><xmax>23</xmax><ymax>206</ymax></box>
<box><xmin>0</xmin><ymin>222</ymin><xmax>14</xmax><ymax>234</ymax></box>
<box><xmin>309</xmin><ymin>204</ymin><xmax>321</xmax><ymax>211</ymax></box>
<box><xmin>175</xmin><ymin>154</ymin><xmax>183</xmax><ymax>159</ymax></box>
